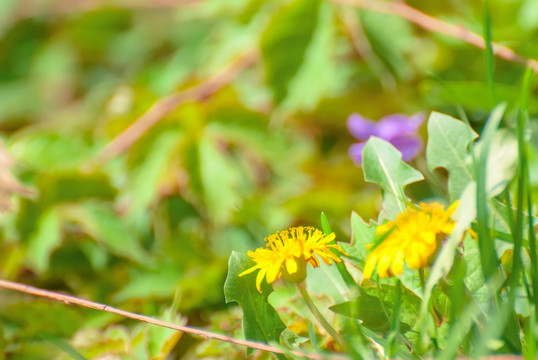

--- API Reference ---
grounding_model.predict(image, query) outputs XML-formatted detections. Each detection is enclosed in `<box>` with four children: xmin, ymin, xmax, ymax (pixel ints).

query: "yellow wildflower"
<box><xmin>363</xmin><ymin>201</ymin><xmax>459</xmax><ymax>279</ymax></box>
<box><xmin>239</xmin><ymin>226</ymin><xmax>345</xmax><ymax>292</ymax></box>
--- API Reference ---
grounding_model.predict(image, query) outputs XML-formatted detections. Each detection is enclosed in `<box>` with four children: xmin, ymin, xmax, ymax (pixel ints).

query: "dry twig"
<box><xmin>0</xmin><ymin>278</ymin><xmax>344</xmax><ymax>360</ymax></box>
<box><xmin>332</xmin><ymin>0</ymin><xmax>538</xmax><ymax>73</ymax></box>
<box><xmin>98</xmin><ymin>0</ymin><xmax>538</xmax><ymax>163</ymax></box>
<box><xmin>97</xmin><ymin>49</ymin><xmax>258</xmax><ymax>163</ymax></box>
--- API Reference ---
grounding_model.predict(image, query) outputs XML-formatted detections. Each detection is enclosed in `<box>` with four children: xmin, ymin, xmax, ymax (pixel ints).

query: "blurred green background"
<box><xmin>0</xmin><ymin>0</ymin><xmax>537</xmax><ymax>358</ymax></box>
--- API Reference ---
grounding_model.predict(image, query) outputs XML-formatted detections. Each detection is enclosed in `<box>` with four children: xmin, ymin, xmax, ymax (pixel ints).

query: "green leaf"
<box><xmin>36</xmin><ymin>171</ymin><xmax>116</xmax><ymax>207</ymax></box>
<box><xmin>330</xmin><ymin>292</ymin><xmax>390</xmax><ymax>332</ymax></box>
<box><xmin>198</xmin><ymin>133</ymin><xmax>240</xmax><ymax>226</ymax></box>
<box><xmin>280</xmin><ymin>328</ymin><xmax>308</xmax><ymax>348</ymax></box>
<box><xmin>261</xmin><ymin>0</ymin><xmax>321</xmax><ymax>105</ymax></box>
<box><xmin>359</xmin><ymin>10</ymin><xmax>413</xmax><ymax>80</ymax></box>
<box><xmin>9</xmin><ymin>133</ymin><xmax>96</xmax><ymax>171</ymax></box>
<box><xmin>331</xmin><ymin>283</ymin><xmax>419</xmax><ymax>334</ymax></box>
<box><xmin>482</xmin><ymin>128</ymin><xmax>518</xmax><ymax>197</ymax></box>
<box><xmin>113</xmin><ymin>264</ymin><xmax>182</xmax><ymax>302</ymax></box>
<box><xmin>426</xmin><ymin>112</ymin><xmax>478</xmax><ymax>201</ymax></box>
<box><xmin>26</xmin><ymin>208</ymin><xmax>61</xmax><ymax>274</ymax></box>
<box><xmin>283</xmin><ymin>2</ymin><xmax>338</xmax><ymax>111</ymax></box>
<box><xmin>224</xmin><ymin>252</ymin><xmax>286</xmax><ymax>356</ymax></box>
<box><xmin>462</xmin><ymin>234</ymin><xmax>486</xmax><ymax>298</ymax></box>
<box><xmin>425</xmin><ymin>80</ymin><xmax>538</xmax><ymax>112</ymax></box>
<box><xmin>146</xmin><ymin>308</ymin><xmax>185</xmax><ymax>360</ymax></box>
<box><xmin>362</xmin><ymin>137</ymin><xmax>424</xmax><ymax>219</ymax></box>
<box><xmin>341</xmin><ymin>212</ymin><xmax>376</xmax><ymax>268</ymax></box>
<box><xmin>124</xmin><ymin>129</ymin><xmax>182</xmax><ymax>223</ymax></box>
<box><xmin>72</xmin><ymin>202</ymin><xmax>147</xmax><ymax>263</ymax></box>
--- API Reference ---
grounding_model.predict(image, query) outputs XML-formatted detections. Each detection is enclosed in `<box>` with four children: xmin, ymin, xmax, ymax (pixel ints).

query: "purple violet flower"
<box><xmin>347</xmin><ymin>113</ymin><xmax>425</xmax><ymax>166</ymax></box>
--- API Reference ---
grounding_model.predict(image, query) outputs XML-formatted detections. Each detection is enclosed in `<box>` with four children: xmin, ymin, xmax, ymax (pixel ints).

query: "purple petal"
<box><xmin>347</xmin><ymin>114</ymin><xmax>378</xmax><ymax>141</ymax></box>
<box><xmin>390</xmin><ymin>135</ymin><xmax>424</xmax><ymax>161</ymax></box>
<box><xmin>377</xmin><ymin>113</ymin><xmax>425</xmax><ymax>140</ymax></box>
<box><xmin>349</xmin><ymin>142</ymin><xmax>367</xmax><ymax>166</ymax></box>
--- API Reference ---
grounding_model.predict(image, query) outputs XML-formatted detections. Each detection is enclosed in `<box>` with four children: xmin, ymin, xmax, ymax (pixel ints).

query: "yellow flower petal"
<box><xmin>239</xmin><ymin>265</ymin><xmax>259</xmax><ymax>277</ymax></box>
<box><xmin>363</xmin><ymin>253</ymin><xmax>377</xmax><ymax>280</ymax></box>
<box><xmin>266</xmin><ymin>260</ymin><xmax>283</xmax><ymax>283</ymax></box>
<box><xmin>285</xmin><ymin>257</ymin><xmax>298</xmax><ymax>275</ymax></box>
<box><xmin>256</xmin><ymin>267</ymin><xmax>268</xmax><ymax>293</ymax></box>
<box><xmin>391</xmin><ymin>251</ymin><xmax>405</xmax><ymax>276</ymax></box>
<box><xmin>406</xmin><ymin>249</ymin><xmax>423</xmax><ymax>269</ymax></box>
<box><xmin>377</xmin><ymin>252</ymin><xmax>393</xmax><ymax>278</ymax></box>
<box><xmin>363</xmin><ymin>202</ymin><xmax>460</xmax><ymax>278</ymax></box>
<box><xmin>239</xmin><ymin>226</ymin><xmax>345</xmax><ymax>291</ymax></box>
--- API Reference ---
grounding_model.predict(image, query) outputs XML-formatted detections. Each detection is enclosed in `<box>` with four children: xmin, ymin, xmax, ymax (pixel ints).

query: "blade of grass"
<box><xmin>502</xmin><ymin>186</ymin><xmax>533</xmax><ymax>300</ymax></box>
<box><xmin>483</xmin><ymin>0</ymin><xmax>495</xmax><ymax>106</ymax></box>
<box><xmin>438</xmin><ymin>275</ymin><xmax>503</xmax><ymax>360</ymax></box>
<box><xmin>308</xmin><ymin>323</ymin><xmax>321</xmax><ymax>352</ymax></box>
<box><xmin>387</xmin><ymin>279</ymin><xmax>402</xmax><ymax>357</ymax></box>
<box><xmin>475</xmin><ymin>103</ymin><xmax>505</xmax><ymax>279</ymax></box>
<box><xmin>527</xmin><ymin>169</ymin><xmax>537</xmax><ymax>315</ymax></box>
<box><xmin>519</xmin><ymin>68</ymin><xmax>538</xmax><ymax>316</ymax></box>
<box><xmin>511</xmin><ymin>67</ymin><xmax>533</xmax><ymax>302</ymax></box>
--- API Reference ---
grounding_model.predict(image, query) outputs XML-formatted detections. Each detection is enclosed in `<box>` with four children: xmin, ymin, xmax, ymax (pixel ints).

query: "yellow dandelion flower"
<box><xmin>239</xmin><ymin>226</ymin><xmax>345</xmax><ymax>292</ymax></box>
<box><xmin>363</xmin><ymin>201</ymin><xmax>459</xmax><ymax>279</ymax></box>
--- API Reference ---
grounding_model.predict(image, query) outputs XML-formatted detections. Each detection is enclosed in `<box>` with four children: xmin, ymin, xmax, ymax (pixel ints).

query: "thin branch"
<box><xmin>8</xmin><ymin>0</ymin><xmax>200</xmax><ymax>25</ymax></box>
<box><xmin>0</xmin><ymin>278</ymin><xmax>345</xmax><ymax>360</ymax></box>
<box><xmin>331</xmin><ymin>0</ymin><xmax>538</xmax><ymax>73</ymax></box>
<box><xmin>97</xmin><ymin>49</ymin><xmax>258</xmax><ymax>163</ymax></box>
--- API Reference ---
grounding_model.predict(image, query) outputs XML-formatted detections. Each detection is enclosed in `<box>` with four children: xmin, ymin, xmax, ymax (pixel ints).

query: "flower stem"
<box><xmin>296</xmin><ymin>281</ymin><xmax>347</xmax><ymax>351</ymax></box>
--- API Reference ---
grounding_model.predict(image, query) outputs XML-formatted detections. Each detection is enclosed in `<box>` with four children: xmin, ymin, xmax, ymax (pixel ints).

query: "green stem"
<box><xmin>419</xmin><ymin>268</ymin><xmax>426</xmax><ymax>294</ymax></box>
<box><xmin>297</xmin><ymin>281</ymin><xmax>347</xmax><ymax>351</ymax></box>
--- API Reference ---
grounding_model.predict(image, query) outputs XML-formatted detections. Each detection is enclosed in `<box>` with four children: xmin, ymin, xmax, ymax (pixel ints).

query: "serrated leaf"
<box><xmin>224</xmin><ymin>252</ymin><xmax>286</xmax><ymax>356</ymax></box>
<box><xmin>147</xmin><ymin>308</ymin><xmax>186</xmax><ymax>360</ymax></box>
<box><xmin>341</xmin><ymin>212</ymin><xmax>376</xmax><ymax>268</ymax></box>
<box><xmin>261</xmin><ymin>0</ymin><xmax>321</xmax><ymax>105</ymax></box>
<box><xmin>362</xmin><ymin>137</ymin><xmax>424</xmax><ymax>219</ymax></box>
<box><xmin>426</xmin><ymin>112</ymin><xmax>478</xmax><ymax>201</ymax></box>
<box><xmin>280</xmin><ymin>328</ymin><xmax>308</xmax><ymax>348</ymax></box>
